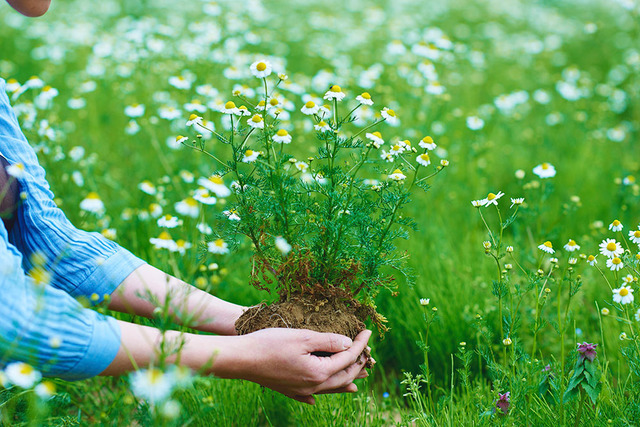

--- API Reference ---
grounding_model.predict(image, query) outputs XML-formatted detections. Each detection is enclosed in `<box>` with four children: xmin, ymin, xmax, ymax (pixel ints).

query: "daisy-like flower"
<box><xmin>208</xmin><ymin>238</ymin><xmax>229</xmax><ymax>254</ymax></box>
<box><xmin>237</xmin><ymin>105</ymin><xmax>251</xmax><ymax>116</ymax></box>
<box><xmin>613</xmin><ymin>285</ymin><xmax>634</xmax><ymax>304</ymax></box>
<box><xmin>466</xmin><ymin>116</ymin><xmax>484</xmax><ymax>130</ymax></box>
<box><xmin>223</xmin><ymin>209</ymin><xmax>241</xmax><ymax>221</ymax></box>
<box><xmin>6</xmin><ymin>162</ymin><xmax>26</xmax><ymax>178</ymax></box>
<box><xmin>273</xmin><ymin>129</ymin><xmax>292</xmax><ymax>144</ymax></box>
<box><xmin>628</xmin><ymin>228</ymin><xmax>640</xmax><ymax>244</ymax></box>
<box><xmin>622</xmin><ymin>274</ymin><xmax>635</xmax><ymax>284</ymax></box>
<box><xmin>609</xmin><ymin>219</ymin><xmax>623</xmax><ymax>232</ymax></box>
<box><xmin>564</xmin><ymin>239</ymin><xmax>580</xmax><ymax>252</ymax></box>
<box><xmin>381</xmin><ymin>107</ymin><xmax>398</xmax><ymax>125</ymax></box>
<box><xmin>130</xmin><ymin>368</ymin><xmax>175</xmax><ymax>404</ymax></box>
<box><xmin>34</xmin><ymin>381</ymin><xmax>56</xmax><ymax>400</ymax></box>
<box><xmin>510</xmin><ymin>197</ymin><xmax>524</xmax><ymax>208</ymax></box>
<box><xmin>538</xmin><ymin>241</ymin><xmax>555</xmax><ymax>254</ymax></box>
<box><xmin>247</xmin><ymin>114</ymin><xmax>264</xmax><ymax>129</ymax></box>
<box><xmin>380</xmin><ymin>151</ymin><xmax>394</xmax><ymax>162</ymax></box>
<box><xmin>416</xmin><ymin>153</ymin><xmax>431</xmax><ymax>167</ymax></box>
<box><xmin>124</xmin><ymin>103</ymin><xmax>145</xmax><ymax>118</ymax></box>
<box><xmin>157</xmin><ymin>214</ymin><xmax>181</xmax><ymax>228</ymax></box>
<box><xmin>301</xmin><ymin>100</ymin><xmax>320</xmax><ymax>115</ymax></box>
<box><xmin>587</xmin><ymin>254</ymin><xmax>597</xmax><ymax>266</ymax></box>
<box><xmin>419</xmin><ymin>136</ymin><xmax>436</xmax><ymax>150</ymax></box>
<box><xmin>388</xmin><ymin>169</ymin><xmax>406</xmax><ymax>181</ymax></box>
<box><xmin>4</xmin><ymin>362</ymin><xmax>42</xmax><ymax>388</ymax></box>
<box><xmin>221</xmin><ymin>101</ymin><xmax>240</xmax><ymax>115</ymax></box>
<box><xmin>599</xmin><ymin>238</ymin><xmax>623</xmax><ymax>258</ymax></box>
<box><xmin>471</xmin><ymin>199</ymin><xmax>486</xmax><ymax>208</ymax></box>
<box><xmin>324</xmin><ymin>85</ymin><xmax>345</xmax><ymax>101</ymax></box>
<box><xmin>184</xmin><ymin>99</ymin><xmax>207</xmax><ymax>113</ymax></box>
<box><xmin>174</xmin><ymin>239</ymin><xmax>192</xmax><ymax>255</ymax></box>
<box><xmin>198</xmin><ymin>175</ymin><xmax>231</xmax><ymax>198</ymax></box>
<box><xmin>482</xmin><ymin>191</ymin><xmax>504</xmax><ymax>207</ymax></box>
<box><xmin>532</xmin><ymin>162</ymin><xmax>556</xmax><ymax>178</ymax></box>
<box><xmin>366</xmin><ymin>131</ymin><xmax>384</xmax><ymax>148</ymax></box>
<box><xmin>250</xmin><ymin>60</ymin><xmax>272</xmax><ymax>78</ymax></box>
<box><xmin>174</xmin><ymin>198</ymin><xmax>198</xmax><ymax>218</ymax></box>
<box><xmin>80</xmin><ymin>192</ymin><xmax>105</xmax><ymax>214</ymax></box>
<box><xmin>138</xmin><ymin>180</ymin><xmax>157</xmax><ymax>195</ymax></box>
<box><xmin>197</xmin><ymin>222</ymin><xmax>212</xmax><ymax>235</ymax></box>
<box><xmin>275</xmin><ymin>236</ymin><xmax>292</xmax><ymax>255</ymax></box>
<box><xmin>242</xmin><ymin>149</ymin><xmax>260</xmax><ymax>163</ymax></box>
<box><xmin>607</xmin><ymin>257</ymin><xmax>624</xmax><ymax>271</ymax></box>
<box><xmin>294</xmin><ymin>161</ymin><xmax>309</xmax><ymax>173</ymax></box>
<box><xmin>186</xmin><ymin>114</ymin><xmax>203</xmax><ymax>127</ymax></box>
<box><xmin>389</xmin><ymin>143</ymin><xmax>404</xmax><ymax>156</ymax></box>
<box><xmin>356</xmin><ymin>92</ymin><xmax>373</xmax><ymax>105</ymax></box>
<box><xmin>419</xmin><ymin>298</ymin><xmax>430</xmax><ymax>306</ymax></box>
<box><xmin>175</xmin><ymin>135</ymin><xmax>189</xmax><ymax>146</ymax></box>
<box><xmin>169</xmin><ymin>75</ymin><xmax>191</xmax><ymax>90</ymax></box>
<box><xmin>314</xmin><ymin>121</ymin><xmax>331</xmax><ymax>132</ymax></box>
<box><xmin>193</xmin><ymin>188</ymin><xmax>217</xmax><ymax>205</ymax></box>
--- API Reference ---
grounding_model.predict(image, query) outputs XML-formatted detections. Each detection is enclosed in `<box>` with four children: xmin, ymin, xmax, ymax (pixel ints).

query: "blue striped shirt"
<box><xmin>0</xmin><ymin>78</ymin><xmax>144</xmax><ymax>380</ymax></box>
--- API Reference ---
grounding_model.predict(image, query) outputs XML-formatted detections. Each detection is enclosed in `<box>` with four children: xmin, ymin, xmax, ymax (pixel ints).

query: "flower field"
<box><xmin>1</xmin><ymin>0</ymin><xmax>639</xmax><ymax>424</ymax></box>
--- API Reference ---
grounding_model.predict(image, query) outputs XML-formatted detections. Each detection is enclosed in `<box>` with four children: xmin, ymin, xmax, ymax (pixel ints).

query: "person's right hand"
<box><xmin>232</xmin><ymin>328</ymin><xmax>372</xmax><ymax>404</ymax></box>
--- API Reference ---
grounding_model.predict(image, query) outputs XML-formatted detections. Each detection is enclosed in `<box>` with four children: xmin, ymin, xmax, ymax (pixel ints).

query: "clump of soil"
<box><xmin>235</xmin><ymin>289</ymin><xmax>374</xmax><ymax>368</ymax></box>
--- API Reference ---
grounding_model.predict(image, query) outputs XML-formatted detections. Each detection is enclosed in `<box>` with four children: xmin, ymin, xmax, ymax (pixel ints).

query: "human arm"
<box><xmin>101</xmin><ymin>321</ymin><xmax>371</xmax><ymax>405</ymax></box>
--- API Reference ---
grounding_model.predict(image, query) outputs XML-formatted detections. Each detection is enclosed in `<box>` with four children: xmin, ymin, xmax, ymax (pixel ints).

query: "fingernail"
<box><xmin>342</xmin><ymin>337</ymin><xmax>353</xmax><ymax>349</ymax></box>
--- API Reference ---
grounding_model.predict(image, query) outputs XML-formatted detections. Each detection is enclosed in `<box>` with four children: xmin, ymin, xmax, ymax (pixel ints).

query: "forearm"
<box><xmin>108</xmin><ymin>264</ymin><xmax>245</xmax><ymax>335</ymax></box>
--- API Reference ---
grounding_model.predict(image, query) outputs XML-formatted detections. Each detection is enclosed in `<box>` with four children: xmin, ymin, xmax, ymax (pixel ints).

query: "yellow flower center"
<box><xmin>392</xmin><ymin>144</ymin><xmax>401</xmax><ymax>151</ymax></box>
<box><xmin>305</xmin><ymin>101</ymin><xmax>316</xmax><ymax>109</ymax></box>
<box><xmin>19</xmin><ymin>364</ymin><xmax>34</xmax><ymax>375</ymax></box>
<box><xmin>588</xmin><ymin>255</ymin><xmax>595</xmax><ymax>261</ymax></box>
<box><xmin>361</xmin><ymin>92</ymin><xmax>371</xmax><ymax>99</ymax></box>
<box><xmin>620</xmin><ymin>288</ymin><xmax>629</xmax><ymax>296</ymax></box>
<box><xmin>239</xmin><ymin>105</ymin><xmax>248</xmax><ymax>111</ymax></box>
<box><xmin>635</xmin><ymin>231</ymin><xmax>640</xmax><ymax>238</ymax></box>
<box><xmin>158</xmin><ymin>231</ymin><xmax>172</xmax><ymax>240</ymax></box>
<box><xmin>245</xmin><ymin>149</ymin><xmax>254</xmax><ymax>156</ymax></box>
<box><xmin>269</xmin><ymin>98</ymin><xmax>279</xmax><ymax>106</ymax></box>
<box><xmin>185</xmin><ymin>197</ymin><xmax>197</xmax><ymax>206</ymax></box>
<box><xmin>542</xmin><ymin>163</ymin><xmax>550</xmax><ymax>170</ymax></box>
<box><xmin>214</xmin><ymin>239</ymin><xmax>225</xmax><ymax>246</ymax></box>
<box><xmin>224</xmin><ymin>101</ymin><xmax>236</xmax><ymax>109</ymax></box>
<box><xmin>176</xmin><ymin>135</ymin><xmax>185</xmax><ymax>141</ymax></box>
<box><xmin>612</xmin><ymin>257</ymin><xmax>622</xmax><ymax>265</ymax></box>
<box><xmin>256</xmin><ymin>62</ymin><xmax>267</xmax><ymax>72</ymax></box>
<box><xmin>612</xmin><ymin>220</ymin><xmax>621</xmax><ymax>226</ymax></box>
<box><xmin>568</xmin><ymin>240</ymin><xmax>576</xmax><ymax>246</ymax></box>
<box><xmin>420</xmin><ymin>154</ymin><xmax>430</xmax><ymax>161</ymax></box>
<box><xmin>318</xmin><ymin>121</ymin><xmax>327</xmax><ymax>127</ymax></box>
<box><xmin>372</xmin><ymin>131</ymin><xmax>382</xmax><ymax>138</ymax></box>
<box><xmin>176</xmin><ymin>239</ymin><xmax>186</xmax><ymax>247</ymax></box>
<box><xmin>210</xmin><ymin>176</ymin><xmax>224</xmax><ymax>185</ymax></box>
<box><xmin>330</xmin><ymin>85</ymin><xmax>341</xmax><ymax>92</ymax></box>
<box><xmin>188</xmin><ymin>114</ymin><xmax>199</xmax><ymax>121</ymax></box>
<box><xmin>164</xmin><ymin>214</ymin><xmax>172</xmax><ymax>220</ymax></box>
<box><xmin>392</xmin><ymin>169</ymin><xmax>402</xmax><ymax>174</ymax></box>
<box><xmin>606</xmin><ymin>242</ymin><xmax>617</xmax><ymax>251</ymax></box>
<box><xmin>43</xmin><ymin>85</ymin><xmax>52</xmax><ymax>92</ymax></box>
<box><xmin>422</xmin><ymin>136</ymin><xmax>434</xmax><ymax>144</ymax></box>
<box><xmin>86</xmin><ymin>192</ymin><xmax>100</xmax><ymax>200</ymax></box>
<box><xmin>276</xmin><ymin>129</ymin><xmax>288</xmax><ymax>136</ymax></box>
<box><xmin>7</xmin><ymin>78</ymin><xmax>17</xmax><ymax>84</ymax></box>
<box><xmin>251</xmin><ymin>114</ymin><xmax>263</xmax><ymax>123</ymax></box>
<box><xmin>543</xmin><ymin>241</ymin><xmax>553</xmax><ymax>248</ymax></box>
<box><xmin>386</xmin><ymin>108</ymin><xmax>396</xmax><ymax>117</ymax></box>
<box><xmin>487</xmin><ymin>193</ymin><xmax>496</xmax><ymax>200</ymax></box>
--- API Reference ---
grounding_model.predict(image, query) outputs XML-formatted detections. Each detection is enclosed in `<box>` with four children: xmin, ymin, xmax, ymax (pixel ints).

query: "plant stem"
<box><xmin>574</xmin><ymin>389</ymin><xmax>587</xmax><ymax>427</ymax></box>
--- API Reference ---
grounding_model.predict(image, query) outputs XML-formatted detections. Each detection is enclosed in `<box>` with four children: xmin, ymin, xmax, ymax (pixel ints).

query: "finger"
<box><xmin>314</xmin><ymin>383</ymin><xmax>358</xmax><ymax>395</ymax></box>
<box><xmin>356</xmin><ymin>367</ymin><xmax>369</xmax><ymax>379</ymax></box>
<box><xmin>290</xmin><ymin>394</ymin><xmax>316</xmax><ymax>405</ymax></box>
<box><xmin>304</xmin><ymin>330</ymin><xmax>354</xmax><ymax>353</ymax></box>
<box><xmin>321</xmin><ymin>330</ymin><xmax>371</xmax><ymax>372</ymax></box>
<box><xmin>314</xmin><ymin>355</ymin><xmax>367</xmax><ymax>392</ymax></box>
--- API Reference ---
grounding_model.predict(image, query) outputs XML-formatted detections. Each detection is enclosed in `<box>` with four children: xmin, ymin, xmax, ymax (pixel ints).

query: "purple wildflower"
<box><xmin>543</xmin><ymin>364</ymin><xmax>552</xmax><ymax>372</ymax></box>
<box><xmin>496</xmin><ymin>392</ymin><xmax>510</xmax><ymax>415</ymax></box>
<box><xmin>577</xmin><ymin>342</ymin><xmax>597</xmax><ymax>362</ymax></box>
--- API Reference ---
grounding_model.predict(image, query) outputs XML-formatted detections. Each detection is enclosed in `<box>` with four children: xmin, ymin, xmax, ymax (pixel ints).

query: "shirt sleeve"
<box><xmin>0</xmin><ymin>80</ymin><xmax>144</xmax><ymax>303</ymax></box>
<box><xmin>0</xmin><ymin>231</ymin><xmax>121</xmax><ymax>380</ymax></box>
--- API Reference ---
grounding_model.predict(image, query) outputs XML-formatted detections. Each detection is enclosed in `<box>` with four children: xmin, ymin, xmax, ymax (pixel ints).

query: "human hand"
<box><xmin>235</xmin><ymin>328</ymin><xmax>372</xmax><ymax>404</ymax></box>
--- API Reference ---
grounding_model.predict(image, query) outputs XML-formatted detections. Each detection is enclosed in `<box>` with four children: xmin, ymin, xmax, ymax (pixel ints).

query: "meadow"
<box><xmin>1</xmin><ymin>0</ymin><xmax>639</xmax><ymax>424</ymax></box>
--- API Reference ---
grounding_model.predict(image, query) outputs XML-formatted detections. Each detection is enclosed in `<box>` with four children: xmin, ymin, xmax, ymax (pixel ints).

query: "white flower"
<box><xmin>138</xmin><ymin>180</ymin><xmax>157</xmax><ymax>195</ymax></box>
<box><xmin>294</xmin><ymin>161</ymin><xmax>309</xmax><ymax>173</ymax></box>
<box><xmin>275</xmin><ymin>236</ymin><xmax>292</xmax><ymax>255</ymax></box>
<box><xmin>208</xmin><ymin>239</ymin><xmax>229</xmax><ymax>254</ymax></box>
<box><xmin>419</xmin><ymin>136</ymin><xmax>436</xmax><ymax>150</ymax></box>
<box><xmin>242</xmin><ymin>149</ymin><xmax>260</xmax><ymax>163</ymax></box>
<box><xmin>221</xmin><ymin>101</ymin><xmax>240</xmax><ymax>116</ymax></box>
<box><xmin>622</xmin><ymin>274</ymin><xmax>635</xmax><ymax>284</ymax></box>
<box><xmin>157</xmin><ymin>215</ymin><xmax>181</xmax><ymax>228</ymax></box>
<box><xmin>6</xmin><ymin>162</ymin><xmax>26</xmax><ymax>179</ymax></box>
<box><xmin>198</xmin><ymin>175</ymin><xmax>231</xmax><ymax>198</ymax></box>
<box><xmin>482</xmin><ymin>191</ymin><xmax>504</xmax><ymax>207</ymax></box>
<box><xmin>197</xmin><ymin>222</ymin><xmax>212</xmax><ymax>235</ymax></box>
<box><xmin>366</xmin><ymin>131</ymin><xmax>384</xmax><ymax>148</ymax></box>
<box><xmin>247</xmin><ymin>114</ymin><xmax>264</xmax><ymax>129</ymax></box>
<box><xmin>606</xmin><ymin>257</ymin><xmax>624</xmax><ymax>271</ymax></box>
<box><xmin>587</xmin><ymin>255</ymin><xmax>597</xmax><ymax>266</ymax></box>
<box><xmin>150</xmin><ymin>231</ymin><xmax>178</xmax><ymax>251</ymax></box>
<box><xmin>613</xmin><ymin>285</ymin><xmax>634</xmax><ymax>304</ymax></box>
<box><xmin>471</xmin><ymin>199</ymin><xmax>486</xmax><ymax>208</ymax></box>
<box><xmin>186</xmin><ymin>114</ymin><xmax>203</xmax><ymax>127</ymax></box>
<box><xmin>175</xmin><ymin>197</ymin><xmax>199</xmax><ymax>218</ymax></box>
<box><xmin>466</xmin><ymin>116</ymin><xmax>484</xmax><ymax>130</ymax></box>
<box><xmin>416</xmin><ymin>153</ymin><xmax>431</xmax><ymax>167</ymax></box>
<box><xmin>510</xmin><ymin>198</ymin><xmax>524</xmax><ymax>208</ymax></box>
<box><xmin>381</xmin><ymin>107</ymin><xmax>398</xmax><ymax>125</ymax></box>
<box><xmin>223</xmin><ymin>209</ymin><xmax>241</xmax><ymax>221</ymax></box>
<box><xmin>532</xmin><ymin>163</ymin><xmax>556</xmax><ymax>178</ymax></box>
<box><xmin>80</xmin><ymin>192</ymin><xmax>105</xmax><ymax>214</ymax></box>
<box><xmin>4</xmin><ymin>362</ymin><xmax>42</xmax><ymax>388</ymax></box>
<box><xmin>629</xmin><ymin>228</ymin><xmax>640</xmax><ymax>244</ymax></box>
<box><xmin>380</xmin><ymin>151</ymin><xmax>394</xmax><ymax>162</ymax></box>
<box><xmin>250</xmin><ymin>60</ymin><xmax>272</xmax><ymax>78</ymax></box>
<box><xmin>419</xmin><ymin>298</ymin><xmax>430</xmax><ymax>306</ymax></box>
<box><xmin>124</xmin><ymin>103</ymin><xmax>145</xmax><ymax>118</ymax></box>
<box><xmin>168</xmin><ymin>75</ymin><xmax>192</xmax><ymax>90</ymax></box>
<box><xmin>324</xmin><ymin>85</ymin><xmax>345</xmax><ymax>101</ymax></box>
<box><xmin>538</xmin><ymin>241</ymin><xmax>555</xmax><ymax>254</ymax></box>
<box><xmin>356</xmin><ymin>92</ymin><xmax>373</xmax><ymax>105</ymax></box>
<box><xmin>599</xmin><ymin>238</ymin><xmax>623</xmax><ymax>258</ymax></box>
<box><xmin>609</xmin><ymin>220</ymin><xmax>623</xmax><ymax>232</ymax></box>
<box><xmin>130</xmin><ymin>368</ymin><xmax>175</xmax><ymax>404</ymax></box>
<box><xmin>300</xmin><ymin>100</ymin><xmax>319</xmax><ymax>115</ymax></box>
<box><xmin>273</xmin><ymin>129</ymin><xmax>292</xmax><ymax>144</ymax></box>
<box><xmin>388</xmin><ymin>169</ymin><xmax>406</xmax><ymax>181</ymax></box>
<box><xmin>314</xmin><ymin>121</ymin><xmax>331</xmax><ymax>132</ymax></box>
<box><xmin>563</xmin><ymin>239</ymin><xmax>580</xmax><ymax>252</ymax></box>
<box><xmin>34</xmin><ymin>381</ymin><xmax>56</xmax><ymax>399</ymax></box>
<box><xmin>193</xmin><ymin>188</ymin><xmax>217</xmax><ymax>205</ymax></box>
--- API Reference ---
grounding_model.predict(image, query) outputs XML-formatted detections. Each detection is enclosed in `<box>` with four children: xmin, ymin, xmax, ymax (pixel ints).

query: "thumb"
<box><xmin>304</xmin><ymin>331</ymin><xmax>353</xmax><ymax>353</ymax></box>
